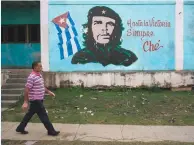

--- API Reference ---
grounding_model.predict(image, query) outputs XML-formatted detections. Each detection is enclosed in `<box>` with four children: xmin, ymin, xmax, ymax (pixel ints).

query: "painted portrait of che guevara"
<box><xmin>71</xmin><ymin>6</ymin><xmax>138</xmax><ymax>66</ymax></box>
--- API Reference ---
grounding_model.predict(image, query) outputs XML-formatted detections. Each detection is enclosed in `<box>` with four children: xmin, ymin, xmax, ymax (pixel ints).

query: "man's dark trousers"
<box><xmin>16</xmin><ymin>100</ymin><xmax>55</xmax><ymax>132</ymax></box>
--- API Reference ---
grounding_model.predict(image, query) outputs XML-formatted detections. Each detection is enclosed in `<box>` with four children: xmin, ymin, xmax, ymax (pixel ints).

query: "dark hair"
<box><xmin>82</xmin><ymin>6</ymin><xmax>124</xmax><ymax>49</ymax></box>
<box><xmin>32</xmin><ymin>61</ymin><xmax>40</xmax><ymax>69</ymax></box>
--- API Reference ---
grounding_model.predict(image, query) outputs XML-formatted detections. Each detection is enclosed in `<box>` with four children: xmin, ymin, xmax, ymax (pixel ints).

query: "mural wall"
<box><xmin>184</xmin><ymin>2</ymin><xmax>194</xmax><ymax>70</ymax></box>
<box><xmin>49</xmin><ymin>3</ymin><xmax>175</xmax><ymax>71</ymax></box>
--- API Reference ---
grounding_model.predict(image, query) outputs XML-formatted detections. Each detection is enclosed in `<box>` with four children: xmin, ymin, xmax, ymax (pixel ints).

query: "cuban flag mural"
<box><xmin>52</xmin><ymin>12</ymin><xmax>81</xmax><ymax>60</ymax></box>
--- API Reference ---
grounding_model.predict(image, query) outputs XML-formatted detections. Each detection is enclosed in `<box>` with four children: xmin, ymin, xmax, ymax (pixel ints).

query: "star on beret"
<box><xmin>102</xmin><ymin>10</ymin><xmax>106</xmax><ymax>14</ymax></box>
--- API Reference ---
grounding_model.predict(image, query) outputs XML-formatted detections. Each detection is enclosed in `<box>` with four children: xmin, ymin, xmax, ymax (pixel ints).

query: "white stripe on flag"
<box><xmin>70</xmin><ymin>39</ymin><xmax>78</xmax><ymax>54</ymax></box>
<box><xmin>66</xmin><ymin>19</ymin><xmax>75</xmax><ymax>37</ymax></box>
<box><xmin>61</xmin><ymin>27</ymin><xmax>68</xmax><ymax>58</ymax></box>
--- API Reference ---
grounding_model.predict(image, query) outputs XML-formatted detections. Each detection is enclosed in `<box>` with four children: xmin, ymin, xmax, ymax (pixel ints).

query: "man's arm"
<box><xmin>22</xmin><ymin>76</ymin><xmax>33</xmax><ymax>110</ymax></box>
<box><xmin>22</xmin><ymin>87</ymin><xmax>30</xmax><ymax>110</ymax></box>
<box><xmin>45</xmin><ymin>87</ymin><xmax>51</xmax><ymax>94</ymax></box>
<box><xmin>45</xmin><ymin>87</ymin><xmax>55</xmax><ymax>97</ymax></box>
<box><xmin>24</xmin><ymin>87</ymin><xmax>30</xmax><ymax>103</ymax></box>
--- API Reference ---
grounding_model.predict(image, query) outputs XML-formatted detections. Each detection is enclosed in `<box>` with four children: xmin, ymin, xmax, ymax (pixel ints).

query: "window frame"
<box><xmin>1</xmin><ymin>24</ymin><xmax>40</xmax><ymax>44</ymax></box>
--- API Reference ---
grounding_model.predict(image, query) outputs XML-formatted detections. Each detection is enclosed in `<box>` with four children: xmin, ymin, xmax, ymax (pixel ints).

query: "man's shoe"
<box><xmin>48</xmin><ymin>131</ymin><xmax>60</xmax><ymax>136</ymax></box>
<box><xmin>16</xmin><ymin>128</ymin><xmax>28</xmax><ymax>134</ymax></box>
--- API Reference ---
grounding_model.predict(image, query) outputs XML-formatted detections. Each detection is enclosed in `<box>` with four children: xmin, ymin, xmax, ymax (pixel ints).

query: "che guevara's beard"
<box><xmin>94</xmin><ymin>42</ymin><xmax>109</xmax><ymax>49</ymax></box>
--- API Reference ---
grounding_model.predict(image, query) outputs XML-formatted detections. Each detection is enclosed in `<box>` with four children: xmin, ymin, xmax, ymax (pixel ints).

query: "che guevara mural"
<box><xmin>49</xmin><ymin>4</ymin><xmax>175</xmax><ymax>71</ymax></box>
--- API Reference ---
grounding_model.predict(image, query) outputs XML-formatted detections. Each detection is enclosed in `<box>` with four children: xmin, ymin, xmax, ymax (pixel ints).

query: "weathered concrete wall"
<box><xmin>2</xmin><ymin>69</ymin><xmax>193</xmax><ymax>88</ymax></box>
<box><xmin>1</xmin><ymin>70</ymin><xmax>10</xmax><ymax>86</ymax></box>
<box><xmin>43</xmin><ymin>71</ymin><xmax>194</xmax><ymax>88</ymax></box>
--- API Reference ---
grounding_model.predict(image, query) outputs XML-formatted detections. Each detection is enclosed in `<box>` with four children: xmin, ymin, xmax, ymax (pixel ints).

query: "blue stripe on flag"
<box><xmin>65</xmin><ymin>28</ymin><xmax>71</xmax><ymax>41</ymax></box>
<box><xmin>57</xmin><ymin>33</ymin><xmax>64</xmax><ymax>59</ymax></box>
<box><xmin>72</xmin><ymin>26</ymin><xmax>78</xmax><ymax>36</ymax></box>
<box><xmin>54</xmin><ymin>24</ymin><xmax>62</xmax><ymax>33</ymax></box>
<box><xmin>54</xmin><ymin>24</ymin><xmax>64</xmax><ymax>59</ymax></box>
<box><xmin>74</xmin><ymin>37</ymin><xmax>81</xmax><ymax>51</ymax></box>
<box><xmin>67</xmin><ymin>12</ymin><xmax>75</xmax><ymax>26</ymax></box>
<box><xmin>66</xmin><ymin>24</ymin><xmax>69</xmax><ymax>29</ymax></box>
<box><xmin>66</xmin><ymin>41</ymin><xmax>73</xmax><ymax>56</ymax></box>
<box><xmin>58</xmin><ymin>43</ymin><xmax>64</xmax><ymax>59</ymax></box>
<box><xmin>57</xmin><ymin>33</ymin><xmax>63</xmax><ymax>44</ymax></box>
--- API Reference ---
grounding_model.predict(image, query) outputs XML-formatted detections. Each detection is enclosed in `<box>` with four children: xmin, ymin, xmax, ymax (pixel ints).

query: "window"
<box><xmin>17</xmin><ymin>25</ymin><xmax>26</xmax><ymax>42</ymax></box>
<box><xmin>1</xmin><ymin>25</ymin><xmax>26</xmax><ymax>43</ymax></box>
<box><xmin>7</xmin><ymin>25</ymin><xmax>16</xmax><ymax>42</ymax></box>
<box><xmin>1</xmin><ymin>24</ymin><xmax>40</xmax><ymax>43</ymax></box>
<box><xmin>1</xmin><ymin>26</ymin><xmax>6</xmax><ymax>43</ymax></box>
<box><xmin>29</xmin><ymin>24</ymin><xmax>40</xmax><ymax>43</ymax></box>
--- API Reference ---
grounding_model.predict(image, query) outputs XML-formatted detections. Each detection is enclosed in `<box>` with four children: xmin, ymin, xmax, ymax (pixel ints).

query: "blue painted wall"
<box><xmin>1</xmin><ymin>7</ymin><xmax>40</xmax><ymax>24</ymax></box>
<box><xmin>48</xmin><ymin>2</ymin><xmax>175</xmax><ymax>71</ymax></box>
<box><xmin>1</xmin><ymin>44</ymin><xmax>41</xmax><ymax>68</ymax></box>
<box><xmin>1</xmin><ymin>7</ymin><xmax>40</xmax><ymax>68</ymax></box>
<box><xmin>184</xmin><ymin>2</ymin><xmax>194</xmax><ymax>70</ymax></box>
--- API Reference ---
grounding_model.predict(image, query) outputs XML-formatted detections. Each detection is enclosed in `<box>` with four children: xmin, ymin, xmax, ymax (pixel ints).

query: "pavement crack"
<box><xmin>73</xmin><ymin>124</ymin><xmax>80</xmax><ymax>140</ymax></box>
<box><xmin>73</xmin><ymin>135</ymin><xmax>123</xmax><ymax>142</ymax></box>
<box><xmin>120</xmin><ymin>125</ymin><xmax>124</xmax><ymax>140</ymax></box>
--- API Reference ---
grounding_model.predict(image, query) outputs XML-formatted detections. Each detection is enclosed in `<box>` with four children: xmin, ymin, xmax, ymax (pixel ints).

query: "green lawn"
<box><xmin>2</xmin><ymin>140</ymin><xmax>194</xmax><ymax>145</ymax></box>
<box><xmin>2</xmin><ymin>88</ymin><xmax>194</xmax><ymax>125</ymax></box>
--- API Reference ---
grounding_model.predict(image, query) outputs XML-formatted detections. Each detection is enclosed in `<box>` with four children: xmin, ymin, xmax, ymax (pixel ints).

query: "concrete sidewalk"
<box><xmin>1</xmin><ymin>122</ymin><xmax>194</xmax><ymax>142</ymax></box>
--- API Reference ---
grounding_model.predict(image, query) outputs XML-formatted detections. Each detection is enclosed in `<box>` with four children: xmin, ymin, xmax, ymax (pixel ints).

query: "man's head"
<box><xmin>83</xmin><ymin>6</ymin><xmax>124</xmax><ymax>48</ymax></box>
<box><xmin>32</xmin><ymin>61</ymin><xmax>42</xmax><ymax>72</ymax></box>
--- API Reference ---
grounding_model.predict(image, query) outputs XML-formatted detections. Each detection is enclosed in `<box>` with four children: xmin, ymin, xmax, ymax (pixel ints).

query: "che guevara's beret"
<box><xmin>87</xmin><ymin>6</ymin><xmax>121</xmax><ymax>22</ymax></box>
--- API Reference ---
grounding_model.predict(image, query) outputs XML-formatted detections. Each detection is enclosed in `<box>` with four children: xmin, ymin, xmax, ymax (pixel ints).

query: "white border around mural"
<box><xmin>41</xmin><ymin>0</ymin><xmax>49</xmax><ymax>71</ymax></box>
<box><xmin>175</xmin><ymin>0</ymin><xmax>184</xmax><ymax>71</ymax></box>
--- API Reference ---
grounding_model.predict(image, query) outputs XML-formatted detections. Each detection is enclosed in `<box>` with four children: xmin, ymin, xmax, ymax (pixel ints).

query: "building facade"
<box><xmin>1</xmin><ymin>0</ymin><xmax>194</xmax><ymax>88</ymax></box>
<box><xmin>1</xmin><ymin>1</ymin><xmax>40</xmax><ymax>68</ymax></box>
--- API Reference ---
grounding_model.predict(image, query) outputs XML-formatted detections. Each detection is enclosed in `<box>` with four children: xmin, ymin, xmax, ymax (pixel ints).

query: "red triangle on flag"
<box><xmin>52</xmin><ymin>12</ymin><xmax>69</xmax><ymax>28</ymax></box>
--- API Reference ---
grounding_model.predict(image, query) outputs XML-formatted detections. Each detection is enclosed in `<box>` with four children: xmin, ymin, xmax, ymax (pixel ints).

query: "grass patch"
<box><xmin>2</xmin><ymin>140</ymin><xmax>194</xmax><ymax>145</ymax></box>
<box><xmin>2</xmin><ymin>88</ymin><xmax>194</xmax><ymax>125</ymax></box>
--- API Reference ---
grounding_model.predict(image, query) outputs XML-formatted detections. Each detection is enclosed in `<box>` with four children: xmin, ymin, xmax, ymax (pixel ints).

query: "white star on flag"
<box><xmin>59</xmin><ymin>17</ymin><xmax>65</xmax><ymax>24</ymax></box>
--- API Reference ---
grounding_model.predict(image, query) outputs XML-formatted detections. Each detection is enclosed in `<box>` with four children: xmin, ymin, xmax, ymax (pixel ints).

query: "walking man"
<box><xmin>16</xmin><ymin>61</ymin><xmax>60</xmax><ymax>136</ymax></box>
